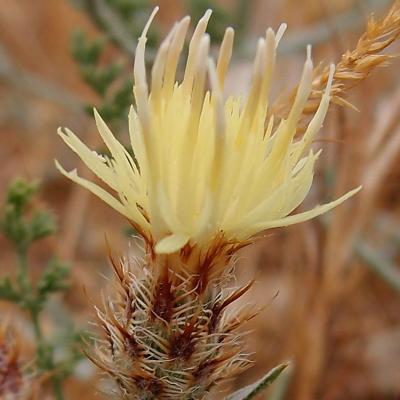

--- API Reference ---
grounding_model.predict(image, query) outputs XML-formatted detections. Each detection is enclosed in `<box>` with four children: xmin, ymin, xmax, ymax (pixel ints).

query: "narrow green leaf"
<box><xmin>225</xmin><ymin>363</ymin><xmax>289</xmax><ymax>400</ymax></box>
<box><xmin>355</xmin><ymin>240</ymin><xmax>400</xmax><ymax>294</ymax></box>
<box><xmin>0</xmin><ymin>277</ymin><xmax>20</xmax><ymax>302</ymax></box>
<box><xmin>5</xmin><ymin>179</ymin><xmax>39</xmax><ymax>211</ymax></box>
<box><xmin>36</xmin><ymin>257</ymin><xmax>70</xmax><ymax>306</ymax></box>
<box><xmin>30</xmin><ymin>211</ymin><xmax>56</xmax><ymax>241</ymax></box>
<box><xmin>267</xmin><ymin>363</ymin><xmax>294</xmax><ymax>400</ymax></box>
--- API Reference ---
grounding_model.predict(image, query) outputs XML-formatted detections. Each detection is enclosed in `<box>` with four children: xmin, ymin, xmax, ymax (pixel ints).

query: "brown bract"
<box><xmin>88</xmin><ymin>241</ymin><xmax>258</xmax><ymax>399</ymax></box>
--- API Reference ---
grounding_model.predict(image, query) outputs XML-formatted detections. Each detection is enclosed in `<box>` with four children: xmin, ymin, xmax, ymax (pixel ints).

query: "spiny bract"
<box><xmin>90</xmin><ymin>251</ymin><xmax>255</xmax><ymax>399</ymax></box>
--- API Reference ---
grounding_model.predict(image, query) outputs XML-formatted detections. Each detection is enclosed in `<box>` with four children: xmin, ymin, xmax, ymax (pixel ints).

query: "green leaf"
<box><xmin>225</xmin><ymin>363</ymin><xmax>289</xmax><ymax>400</ymax></box>
<box><xmin>1</xmin><ymin>179</ymin><xmax>39</xmax><ymax>249</ymax></box>
<box><xmin>1</xmin><ymin>178</ymin><xmax>56</xmax><ymax>249</ymax></box>
<box><xmin>0</xmin><ymin>277</ymin><xmax>20</xmax><ymax>302</ymax></box>
<box><xmin>267</xmin><ymin>363</ymin><xmax>294</xmax><ymax>400</ymax></box>
<box><xmin>71</xmin><ymin>29</ymin><xmax>105</xmax><ymax>65</ymax></box>
<box><xmin>6</xmin><ymin>179</ymin><xmax>39</xmax><ymax>212</ymax></box>
<box><xmin>0</xmin><ymin>204</ymin><xmax>30</xmax><ymax>248</ymax></box>
<box><xmin>30</xmin><ymin>211</ymin><xmax>56</xmax><ymax>241</ymax></box>
<box><xmin>55</xmin><ymin>327</ymin><xmax>90</xmax><ymax>378</ymax></box>
<box><xmin>36</xmin><ymin>258</ymin><xmax>70</xmax><ymax>306</ymax></box>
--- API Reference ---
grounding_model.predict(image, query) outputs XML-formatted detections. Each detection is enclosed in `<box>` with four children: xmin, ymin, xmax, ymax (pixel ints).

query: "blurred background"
<box><xmin>1</xmin><ymin>0</ymin><xmax>400</xmax><ymax>399</ymax></box>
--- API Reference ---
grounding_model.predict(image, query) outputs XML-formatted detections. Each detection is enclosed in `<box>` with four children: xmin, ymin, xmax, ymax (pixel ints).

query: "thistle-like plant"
<box><xmin>56</xmin><ymin>8</ymin><xmax>360</xmax><ymax>399</ymax></box>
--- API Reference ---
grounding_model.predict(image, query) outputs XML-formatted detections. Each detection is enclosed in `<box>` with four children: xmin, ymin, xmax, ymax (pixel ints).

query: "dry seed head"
<box><xmin>0</xmin><ymin>324</ymin><xmax>37</xmax><ymax>400</ymax></box>
<box><xmin>56</xmin><ymin>9</ymin><xmax>360</xmax><ymax>258</ymax></box>
<box><xmin>89</xmin><ymin>246</ymin><xmax>256</xmax><ymax>399</ymax></box>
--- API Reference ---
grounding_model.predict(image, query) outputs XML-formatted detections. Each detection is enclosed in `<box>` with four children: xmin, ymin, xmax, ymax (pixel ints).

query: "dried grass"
<box><xmin>267</xmin><ymin>3</ymin><xmax>400</xmax><ymax>399</ymax></box>
<box><xmin>271</xmin><ymin>0</ymin><xmax>400</xmax><ymax>121</ymax></box>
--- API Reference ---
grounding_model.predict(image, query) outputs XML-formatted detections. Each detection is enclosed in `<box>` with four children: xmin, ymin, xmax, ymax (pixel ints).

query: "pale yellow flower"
<box><xmin>56</xmin><ymin>8</ymin><xmax>360</xmax><ymax>254</ymax></box>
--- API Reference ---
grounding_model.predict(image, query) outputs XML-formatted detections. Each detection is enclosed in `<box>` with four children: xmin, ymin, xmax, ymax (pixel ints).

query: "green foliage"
<box><xmin>71</xmin><ymin>29</ymin><xmax>132</xmax><ymax>124</ymax></box>
<box><xmin>1</xmin><ymin>179</ymin><xmax>56</xmax><ymax>252</ymax></box>
<box><xmin>0</xmin><ymin>178</ymin><xmax>82</xmax><ymax>400</ymax></box>
<box><xmin>225</xmin><ymin>363</ymin><xmax>289</xmax><ymax>400</ymax></box>
<box><xmin>70</xmin><ymin>0</ymin><xmax>159</xmax><ymax>125</ymax></box>
<box><xmin>0</xmin><ymin>179</ymin><xmax>66</xmax><ymax>312</ymax></box>
<box><xmin>57</xmin><ymin>328</ymin><xmax>90</xmax><ymax>378</ymax></box>
<box><xmin>71</xmin><ymin>29</ymin><xmax>105</xmax><ymax>65</ymax></box>
<box><xmin>36</xmin><ymin>258</ymin><xmax>70</xmax><ymax>305</ymax></box>
<box><xmin>0</xmin><ymin>277</ymin><xmax>19</xmax><ymax>302</ymax></box>
<box><xmin>35</xmin><ymin>323</ymin><xmax>87</xmax><ymax>379</ymax></box>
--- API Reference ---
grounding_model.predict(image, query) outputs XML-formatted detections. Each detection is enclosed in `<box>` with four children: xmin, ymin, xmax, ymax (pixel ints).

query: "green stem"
<box><xmin>16</xmin><ymin>247</ymin><xmax>64</xmax><ymax>400</ymax></box>
<box><xmin>31</xmin><ymin>308</ymin><xmax>43</xmax><ymax>342</ymax></box>
<box><xmin>51</xmin><ymin>376</ymin><xmax>64</xmax><ymax>400</ymax></box>
<box><xmin>17</xmin><ymin>248</ymin><xmax>28</xmax><ymax>272</ymax></box>
<box><xmin>16</xmin><ymin>247</ymin><xmax>31</xmax><ymax>292</ymax></box>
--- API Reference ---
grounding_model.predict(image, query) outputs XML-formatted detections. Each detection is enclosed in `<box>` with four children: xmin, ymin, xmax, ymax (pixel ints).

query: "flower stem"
<box><xmin>52</xmin><ymin>376</ymin><xmax>64</xmax><ymax>400</ymax></box>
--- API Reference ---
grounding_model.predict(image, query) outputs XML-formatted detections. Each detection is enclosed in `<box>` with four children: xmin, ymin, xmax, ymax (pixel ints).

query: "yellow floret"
<box><xmin>56</xmin><ymin>8</ymin><xmax>360</xmax><ymax>254</ymax></box>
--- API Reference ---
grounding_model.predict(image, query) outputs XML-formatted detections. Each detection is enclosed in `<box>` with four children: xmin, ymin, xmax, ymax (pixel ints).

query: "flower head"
<box><xmin>56</xmin><ymin>8</ymin><xmax>360</xmax><ymax>254</ymax></box>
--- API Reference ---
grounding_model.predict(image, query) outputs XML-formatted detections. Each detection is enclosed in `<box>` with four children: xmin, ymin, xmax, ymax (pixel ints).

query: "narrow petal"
<box><xmin>163</xmin><ymin>16</ymin><xmax>191</xmax><ymax>96</ymax></box>
<box><xmin>183</xmin><ymin>9</ymin><xmax>212</xmax><ymax>93</ymax></box>
<box><xmin>253</xmin><ymin>186</ymin><xmax>362</xmax><ymax>231</ymax></box>
<box><xmin>155</xmin><ymin>233</ymin><xmax>190</xmax><ymax>254</ymax></box>
<box><xmin>57</xmin><ymin>127</ymin><xmax>117</xmax><ymax>190</ymax></box>
<box><xmin>216</xmin><ymin>27</ymin><xmax>234</xmax><ymax>88</ymax></box>
<box><xmin>55</xmin><ymin>160</ymin><xmax>131</xmax><ymax>219</ymax></box>
<box><xmin>93</xmin><ymin>109</ymin><xmax>138</xmax><ymax>174</ymax></box>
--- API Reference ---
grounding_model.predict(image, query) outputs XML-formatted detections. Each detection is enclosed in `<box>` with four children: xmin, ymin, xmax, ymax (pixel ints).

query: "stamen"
<box><xmin>297</xmin><ymin>63</ymin><xmax>336</xmax><ymax>154</ymax></box>
<box><xmin>286</xmin><ymin>45</ymin><xmax>313</xmax><ymax>129</ymax></box>
<box><xmin>151</xmin><ymin>24</ymin><xmax>177</xmax><ymax>110</ymax></box>
<box><xmin>275</xmin><ymin>23</ymin><xmax>287</xmax><ymax>47</ymax></box>
<box><xmin>134</xmin><ymin>7</ymin><xmax>159</xmax><ymax>135</ymax></box>
<box><xmin>237</xmin><ymin>38</ymin><xmax>266</xmax><ymax>141</ymax></box>
<box><xmin>191</xmin><ymin>34</ymin><xmax>211</xmax><ymax>125</ymax></box>
<box><xmin>326</xmin><ymin>63</ymin><xmax>335</xmax><ymax>93</ymax></box>
<box><xmin>164</xmin><ymin>16</ymin><xmax>191</xmax><ymax>96</ymax></box>
<box><xmin>183</xmin><ymin>9</ymin><xmax>212</xmax><ymax>93</ymax></box>
<box><xmin>217</xmin><ymin>27</ymin><xmax>234</xmax><ymax>88</ymax></box>
<box><xmin>208</xmin><ymin>57</ymin><xmax>225</xmax><ymax>138</ymax></box>
<box><xmin>259</xmin><ymin>28</ymin><xmax>277</xmax><ymax>108</ymax></box>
